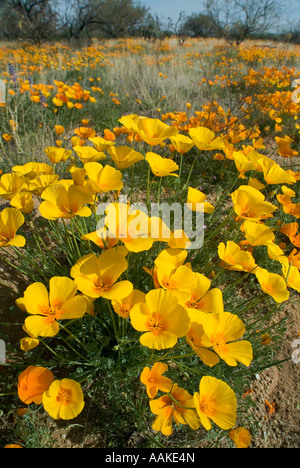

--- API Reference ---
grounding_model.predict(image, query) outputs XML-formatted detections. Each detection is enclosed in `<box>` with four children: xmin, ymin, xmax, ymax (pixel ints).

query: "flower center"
<box><xmin>40</xmin><ymin>305</ymin><xmax>64</xmax><ymax>322</ymax></box>
<box><xmin>146</xmin><ymin>313</ymin><xmax>165</xmax><ymax>336</ymax></box>
<box><xmin>119</xmin><ymin>304</ymin><xmax>130</xmax><ymax>318</ymax></box>
<box><xmin>198</xmin><ymin>397</ymin><xmax>215</xmax><ymax>416</ymax></box>
<box><xmin>211</xmin><ymin>333</ymin><xmax>228</xmax><ymax>354</ymax></box>
<box><xmin>0</xmin><ymin>232</ymin><xmax>12</xmax><ymax>246</ymax></box>
<box><xmin>94</xmin><ymin>278</ymin><xmax>112</xmax><ymax>293</ymax></box>
<box><xmin>56</xmin><ymin>389</ymin><xmax>72</xmax><ymax>404</ymax></box>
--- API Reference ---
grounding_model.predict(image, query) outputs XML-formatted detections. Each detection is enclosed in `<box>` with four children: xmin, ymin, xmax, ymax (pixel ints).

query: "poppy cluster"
<box><xmin>1</xmin><ymin>37</ymin><xmax>300</xmax><ymax>449</ymax></box>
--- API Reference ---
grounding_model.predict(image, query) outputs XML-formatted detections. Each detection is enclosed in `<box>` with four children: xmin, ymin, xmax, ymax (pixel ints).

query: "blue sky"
<box><xmin>140</xmin><ymin>0</ymin><xmax>300</xmax><ymax>26</ymax></box>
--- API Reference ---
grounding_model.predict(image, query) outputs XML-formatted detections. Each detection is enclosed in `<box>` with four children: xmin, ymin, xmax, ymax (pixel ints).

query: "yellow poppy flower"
<box><xmin>188</xmin><ymin>127</ymin><xmax>225</xmax><ymax>151</ymax></box>
<box><xmin>155</xmin><ymin>260</ymin><xmax>196</xmax><ymax>299</ymax></box>
<box><xmin>280</xmin><ymin>222</ymin><xmax>300</xmax><ymax>248</ymax></box>
<box><xmin>111</xmin><ymin>289</ymin><xmax>145</xmax><ymax>319</ymax></box>
<box><xmin>177</xmin><ymin>272</ymin><xmax>224</xmax><ymax>314</ymax></box>
<box><xmin>0</xmin><ymin>207</ymin><xmax>26</xmax><ymax>248</ymax></box>
<box><xmin>21</xmin><ymin>277</ymin><xmax>89</xmax><ymax>338</ymax></box>
<box><xmin>140</xmin><ymin>362</ymin><xmax>173</xmax><ymax>399</ymax></box>
<box><xmin>42</xmin><ymin>379</ymin><xmax>84</xmax><ymax>420</ymax></box>
<box><xmin>128</xmin><ymin>117</ymin><xmax>178</xmax><ymax>147</ymax></box>
<box><xmin>104</xmin><ymin>202</ymin><xmax>154</xmax><ymax>252</ymax></box>
<box><xmin>130</xmin><ymin>288</ymin><xmax>190</xmax><ymax>350</ymax></box>
<box><xmin>89</xmin><ymin>136</ymin><xmax>115</xmax><ymax>152</ymax></box>
<box><xmin>107</xmin><ymin>145</ymin><xmax>144</xmax><ymax>170</ymax></box>
<box><xmin>288</xmin><ymin>249</ymin><xmax>300</xmax><ymax>269</ymax></box>
<box><xmin>242</xmin><ymin>220</ymin><xmax>275</xmax><ymax>246</ymax></box>
<box><xmin>186</xmin><ymin>310</ymin><xmax>220</xmax><ymax>367</ymax></box>
<box><xmin>150</xmin><ymin>384</ymin><xmax>200</xmax><ymax>436</ymax></box>
<box><xmin>187</xmin><ymin>187</ymin><xmax>215</xmax><ymax>213</ymax></box>
<box><xmin>282</xmin><ymin>260</ymin><xmax>300</xmax><ymax>293</ymax></box>
<box><xmin>10</xmin><ymin>192</ymin><xmax>34</xmax><ymax>214</ymax></box>
<box><xmin>146</xmin><ymin>152</ymin><xmax>179</xmax><ymax>177</ymax></box>
<box><xmin>54</xmin><ymin>125</ymin><xmax>65</xmax><ymax>136</ymax></box>
<box><xmin>148</xmin><ymin>216</ymin><xmax>172</xmax><ymax>242</ymax></box>
<box><xmin>229</xmin><ymin>427</ymin><xmax>251</xmax><ymax>448</ymax></box>
<box><xmin>73</xmin><ymin>145</ymin><xmax>106</xmax><ymax>164</ymax></box>
<box><xmin>194</xmin><ymin>376</ymin><xmax>237</xmax><ymax>431</ymax></box>
<box><xmin>24</xmin><ymin>174</ymin><xmax>60</xmax><ymax>196</ymax></box>
<box><xmin>231</xmin><ymin>185</ymin><xmax>277</xmax><ymax>222</ymax></box>
<box><xmin>259</xmin><ymin>158</ymin><xmax>296</xmax><ymax>185</ymax></box>
<box><xmin>71</xmin><ymin>250</ymin><xmax>133</xmax><ymax>300</ymax></box>
<box><xmin>233</xmin><ymin>151</ymin><xmax>255</xmax><ymax>178</ymax></box>
<box><xmin>84</xmin><ymin>162</ymin><xmax>123</xmax><ymax>193</ymax></box>
<box><xmin>167</xmin><ymin>229</ymin><xmax>191</xmax><ymax>249</ymax></box>
<box><xmin>248</xmin><ymin>177</ymin><xmax>266</xmax><ymax>191</ymax></box>
<box><xmin>81</xmin><ymin>228</ymin><xmax>119</xmax><ymax>250</ymax></box>
<box><xmin>0</xmin><ymin>172</ymin><xmax>25</xmax><ymax>200</ymax></box>
<box><xmin>266</xmin><ymin>243</ymin><xmax>286</xmax><ymax>264</ymax></box>
<box><xmin>69</xmin><ymin>166</ymin><xmax>87</xmax><ymax>187</ymax></box>
<box><xmin>53</xmin><ymin>97</ymin><xmax>64</xmax><ymax>107</ymax></box>
<box><xmin>2</xmin><ymin>133</ymin><xmax>12</xmax><ymax>142</ymax></box>
<box><xmin>201</xmin><ymin>312</ymin><xmax>253</xmax><ymax>367</ymax></box>
<box><xmin>39</xmin><ymin>184</ymin><xmax>93</xmax><ymax>220</ymax></box>
<box><xmin>12</xmin><ymin>162</ymin><xmax>54</xmax><ymax>180</ymax></box>
<box><xmin>169</xmin><ymin>134</ymin><xmax>194</xmax><ymax>154</ymax></box>
<box><xmin>255</xmin><ymin>267</ymin><xmax>290</xmax><ymax>303</ymax></box>
<box><xmin>20</xmin><ymin>337</ymin><xmax>40</xmax><ymax>352</ymax></box>
<box><xmin>44</xmin><ymin>146</ymin><xmax>72</xmax><ymax>164</ymax></box>
<box><xmin>154</xmin><ymin>247</ymin><xmax>188</xmax><ymax>272</ymax></box>
<box><xmin>218</xmin><ymin>241</ymin><xmax>257</xmax><ymax>272</ymax></box>
<box><xmin>74</xmin><ymin>127</ymin><xmax>96</xmax><ymax>139</ymax></box>
<box><xmin>275</xmin><ymin>136</ymin><xmax>298</xmax><ymax>158</ymax></box>
<box><xmin>119</xmin><ymin>114</ymin><xmax>140</xmax><ymax>133</ymax></box>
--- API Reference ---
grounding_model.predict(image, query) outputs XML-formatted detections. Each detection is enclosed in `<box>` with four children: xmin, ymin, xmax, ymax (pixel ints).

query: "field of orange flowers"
<box><xmin>0</xmin><ymin>37</ymin><xmax>300</xmax><ymax>449</ymax></box>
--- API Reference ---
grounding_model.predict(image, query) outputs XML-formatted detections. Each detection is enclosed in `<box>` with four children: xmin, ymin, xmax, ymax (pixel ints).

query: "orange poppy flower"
<box><xmin>18</xmin><ymin>366</ymin><xmax>54</xmax><ymax>405</ymax></box>
<box><xmin>74</xmin><ymin>127</ymin><xmax>96</xmax><ymax>139</ymax></box>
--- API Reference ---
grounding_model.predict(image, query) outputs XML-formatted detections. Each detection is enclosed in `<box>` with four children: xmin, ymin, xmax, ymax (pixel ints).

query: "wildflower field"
<box><xmin>0</xmin><ymin>37</ymin><xmax>300</xmax><ymax>449</ymax></box>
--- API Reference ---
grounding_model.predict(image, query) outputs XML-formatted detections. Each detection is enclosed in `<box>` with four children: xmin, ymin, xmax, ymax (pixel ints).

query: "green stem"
<box><xmin>204</xmin><ymin>209</ymin><xmax>235</xmax><ymax>244</ymax></box>
<box><xmin>106</xmin><ymin>299</ymin><xmax>118</xmax><ymax>338</ymax></box>
<box><xmin>182</xmin><ymin>155</ymin><xmax>198</xmax><ymax>193</ymax></box>
<box><xmin>178</xmin><ymin>153</ymin><xmax>183</xmax><ymax>179</ymax></box>
<box><xmin>0</xmin><ymin>391</ymin><xmax>17</xmax><ymax>397</ymax></box>
<box><xmin>167</xmin><ymin>392</ymin><xmax>195</xmax><ymax>410</ymax></box>
<box><xmin>0</xmin><ymin>253</ymin><xmax>30</xmax><ymax>278</ymax></box>
<box><xmin>146</xmin><ymin>163</ymin><xmax>152</xmax><ymax>209</ymax></box>
<box><xmin>130</xmin><ymin>163</ymin><xmax>135</xmax><ymax>204</ymax></box>
<box><xmin>59</xmin><ymin>322</ymin><xmax>87</xmax><ymax>349</ymax></box>
<box><xmin>144</xmin><ymin>432</ymin><xmax>166</xmax><ymax>449</ymax></box>
<box><xmin>29</xmin><ymin>214</ymin><xmax>62</xmax><ymax>268</ymax></box>
<box><xmin>209</xmin><ymin>175</ymin><xmax>239</xmax><ymax>219</ymax></box>
<box><xmin>284</xmin><ymin>262</ymin><xmax>292</xmax><ymax>285</ymax></box>
<box><xmin>157</xmin><ymin>177</ymin><xmax>162</xmax><ymax>204</ymax></box>
<box><xmin>70</xmin><ymin>218</ymin><xmax>81</xmax><ymax>258</ymax></box>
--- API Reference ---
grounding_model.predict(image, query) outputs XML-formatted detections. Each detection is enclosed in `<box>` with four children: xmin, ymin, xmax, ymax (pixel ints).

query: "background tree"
<box><xmin>168</xmin><ymin>11</ymin><xmax>190</xmax><ymax>46</ymax></box>
<box><xmin>0</xmin><ymin>0</ymin><xmax>58</xmax><ymax>45</ymax></box>
<box><xmin>56</xmin><ymin>0</ymin><xmax>148</xmax><ymax>44</ymax></box>
<box><xmin>205</xmin><ymin>0</ymin><xmax>280</xmax><ymax>45</ymax></box>
<box><xmin>137</xmin><ymin>13</ymin><xmax>170</xmax><ymax>43</ymax></box>
<box><xmin>182</xmin><ymin>13</ymin><xmax>215</xmax><ymax>38</ymax></box>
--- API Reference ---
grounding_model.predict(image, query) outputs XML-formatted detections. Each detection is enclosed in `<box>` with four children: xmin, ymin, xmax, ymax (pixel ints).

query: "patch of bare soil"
<box><xmin>249</xmin><ymin>299</ymin><xmax>300</xmax><ymax>448</ymax></box>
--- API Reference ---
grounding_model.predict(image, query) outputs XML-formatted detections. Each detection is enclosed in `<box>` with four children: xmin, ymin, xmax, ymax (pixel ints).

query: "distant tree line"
<box><xmin>0</xmin><ymin>0</ymin><xmax>298</xmax><ymax>46</ymax></box>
